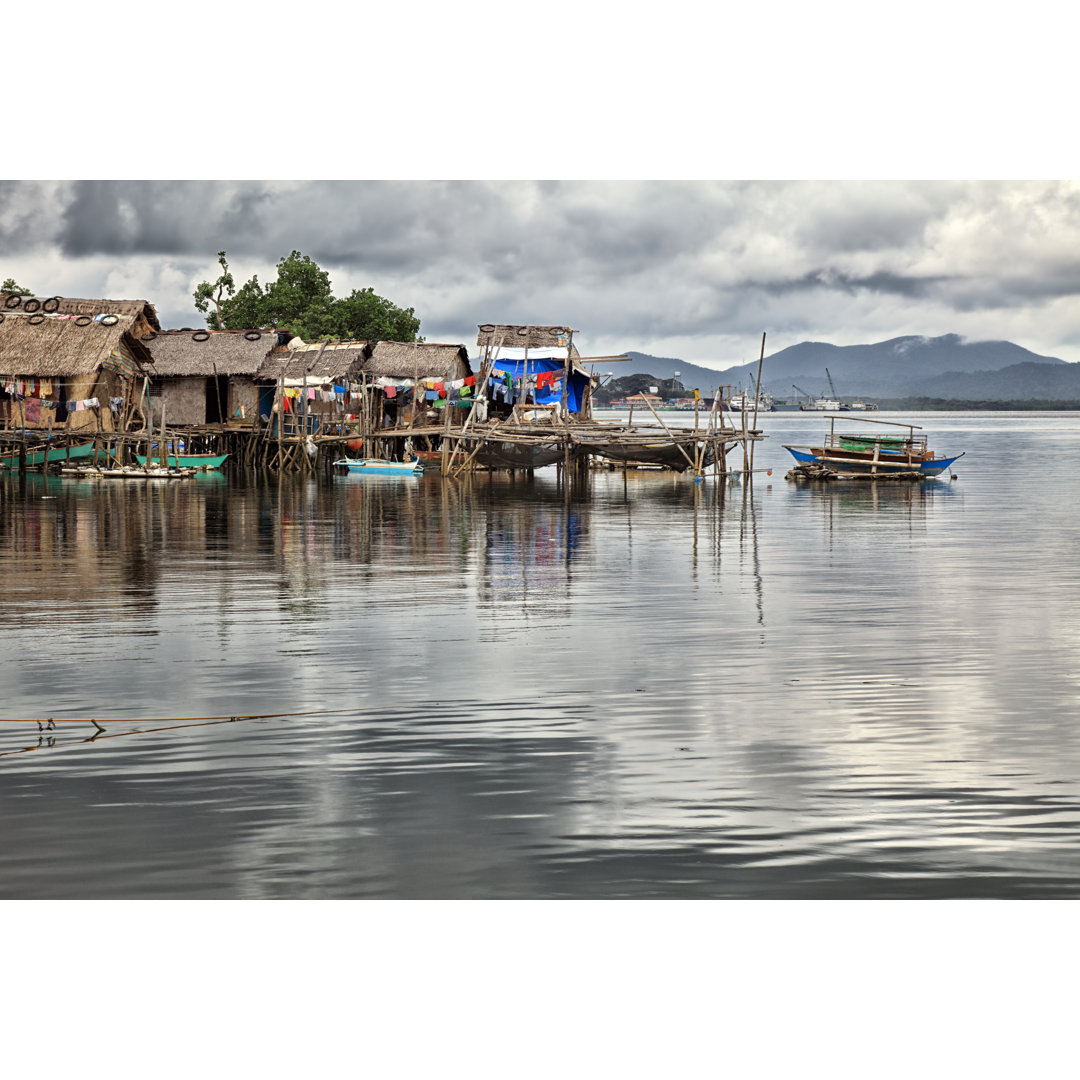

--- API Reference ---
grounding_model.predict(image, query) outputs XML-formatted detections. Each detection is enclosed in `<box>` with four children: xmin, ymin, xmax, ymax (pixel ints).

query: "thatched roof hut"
<box><xmin>257</xmin><ymin>340</ymin><xmax>472</xmax><ymax>385</ymax></box>
<box><xmin>1</xmin><ymin>294</ymin><xmax>160</xmax><ymax>335</ymax></box>
<box><xmin>0</xmin><ymin>310</ymin><xmax>152</xmax><ymax>377</ymax></box>
<box><xmin>258</xmin><ymin>340</ymin><xmax>371</xmax><ymax>383</ymax></box>
<box><xmin>364</xmin><ymin>342</ymin><xmax>472</xmax><ymax>382</ymax></box>
<box><xmin>144</xmin><ymin>329</ymin><xmax>290</xmax><ymax>377</ymax></box>
<box><xmin>476</xmin><ymin>324</ymin><xmax>578</xmax><ymax>356</ymax></box>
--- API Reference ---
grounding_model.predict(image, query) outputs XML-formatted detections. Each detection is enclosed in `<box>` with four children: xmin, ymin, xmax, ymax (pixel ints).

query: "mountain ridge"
<box><xmin>619</xmin><ymin>335</ymin><xmax>1074</xmax><ymax>401</ymax></box>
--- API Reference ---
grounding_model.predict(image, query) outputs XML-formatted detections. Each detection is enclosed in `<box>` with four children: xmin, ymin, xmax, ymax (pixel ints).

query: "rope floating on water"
<box><xmin>0</xmin><ymin>708</ymin><xmax>362</xmax><ymax>761</ymax></box>
<box><xmin>0</xmin><ymin>709</ymin><xmax>353</xmax><ymax>725</ymax></box>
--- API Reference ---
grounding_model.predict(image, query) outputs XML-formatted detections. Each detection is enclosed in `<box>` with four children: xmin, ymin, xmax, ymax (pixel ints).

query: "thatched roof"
<box><xmin>365</xmin><ymin>341</ymin><xmax>472</xmax><ymax>380</ymax></box>
<box><xmin>476</xmin><ymin>324</ymin><xmax>577</xmax><ymax>353</ymax></box>
<box><xmin>1</xmin><ymin>294</ymin><xmax>161</xmax><ymax>332</ymax></box>
<box><xmin>256</xmin><ymin>340</ymin><xmax>472</xmax><ymax>383</ymax></box>
<box><xmin>145</xmin><ymin>329</ymin><xmax>289</xmax><ymax>377</ymax></box>
<box><xmin>258</xmin><ymin>340</ymin><xmax>371</xmax><ymax>382</ymax></box>
<box><xmin>0</xmin><ymin>311</ymin><xmax>152</xmax><ymax>377</ymax></box>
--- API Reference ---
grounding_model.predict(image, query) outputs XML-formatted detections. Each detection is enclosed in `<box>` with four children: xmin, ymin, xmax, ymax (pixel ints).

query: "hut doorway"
<box><xmin>206</xmin><ymin>375</ymin><xmax>229</xmax><ymax>424</ymax></box>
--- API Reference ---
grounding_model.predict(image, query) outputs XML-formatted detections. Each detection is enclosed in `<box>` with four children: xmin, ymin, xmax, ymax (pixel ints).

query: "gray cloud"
<box><xmin>5</xmin><ymin>180</ymin><xmax>1080</xmax><ymax>364</ymax></box>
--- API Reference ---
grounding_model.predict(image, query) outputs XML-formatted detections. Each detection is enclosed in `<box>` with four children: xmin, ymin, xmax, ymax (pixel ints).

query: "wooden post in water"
<box><xmin>749</xmin><ymin>332</ymin><xmax>766</xmax><ymax>476</ymax></box>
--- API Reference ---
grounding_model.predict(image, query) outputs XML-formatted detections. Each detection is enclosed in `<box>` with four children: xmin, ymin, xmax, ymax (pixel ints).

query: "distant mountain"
<box><xmin>621</xmin><ymin>336</ymin><xmax>1077</xmax><ymax>401</ymax></box>
<box><xmin>620</xmin><ymin>352</ymin><xmax>730</xmax><ymax>392</ymax></box>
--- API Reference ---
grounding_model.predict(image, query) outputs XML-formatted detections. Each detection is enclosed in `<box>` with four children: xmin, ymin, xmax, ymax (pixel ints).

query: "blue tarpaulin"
<box><xmin>489</xmin><ymin>356</ymin><xmax>589</xmax><ymax>413</ymax></box>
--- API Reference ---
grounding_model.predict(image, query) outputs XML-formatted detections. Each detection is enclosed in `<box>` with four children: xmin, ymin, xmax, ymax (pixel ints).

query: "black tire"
<box><xmin>23</xmin><ymin>299</ymin><xmax>41</xmax><ymax>312</ymax></box>
<box><xmin>245</xmin><ymin>331</ymin><xmax>262</xmax><ymax>341</ymax></box>
<box><xmin>42</xmin><ymin>297</ymin><xmax>60</xmax><ymax>313</ymax></box>
<box><xmin>100</xmin><ymin>315</ymin><xmax>119</xmax><ymax>326</ymax></box>
<box><xmin>141</xmin><ymin>332</ymin><xmax>157</xmax><ymax>341</ymax></box>
<box><xmin>193</xmin><ymin>330</ymin><xmax>210</xmax><ymax>342</ymax></box>
<box><xmin>5</xmin><ymin>294</ymin><xmax>23</xmax><ymax>309</ymax></box>
<box><xmin>478</xmin><ymin>324</ymin><xmax>496</xmax><ymax>333</ymax></box>
<box><xmin>0</xmin><ymin>313</ymin><xmax>5</xmax><ymax>324</ymax></box>
<box><xmin>180</xmin><ymin>327</ymin><xmax>194</xmax><ymax>332</ymax></box>
<box><xmin>28</xmin><ymin>313</ymin><xmax>46</xmax><ymax>325</ymax></box>
<box><xmin>516</xmin><ymin>326</ymin><xmax>529</xmax><ymax>336</ymax></box>
<box><xmin>75</xmin><ymin>315</ymin><xmax>92</xmax><ymax>326</ymax></box>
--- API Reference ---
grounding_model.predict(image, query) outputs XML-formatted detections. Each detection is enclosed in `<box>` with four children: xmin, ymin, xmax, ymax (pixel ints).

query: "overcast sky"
<box><xmin>6</xmin><ymin>179</ymin><xmax>1080</xmax><ymax>368</ymax></box>
<box><xmin>7</xmin><ymin>5</ymin><xmax>1078</xmax><ymax>372</ymax></box>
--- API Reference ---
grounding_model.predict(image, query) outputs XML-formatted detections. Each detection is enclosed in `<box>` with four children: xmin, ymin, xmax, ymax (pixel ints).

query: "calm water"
<box><xmin>2</xmin><ymin>411</ymin><xmax>1080</xmax><ymax>898</ymax></box>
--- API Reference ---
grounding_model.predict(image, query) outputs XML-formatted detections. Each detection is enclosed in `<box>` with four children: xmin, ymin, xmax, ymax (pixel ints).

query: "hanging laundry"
<box><xmin>385</xmin><ymin>386</ymin><xmax>397</xmax><ymax>399</ymax></box>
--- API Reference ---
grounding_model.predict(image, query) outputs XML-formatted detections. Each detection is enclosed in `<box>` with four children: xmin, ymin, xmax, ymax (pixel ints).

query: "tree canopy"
<box><xmin>193</xmin><ymin>251</ymin><xmax>422</xmax><ymax>343</ymax></box>
<box><xmin>2</xmin><ymin>278</ymin><xmax>31</xmax><ymax>295</ymax></box>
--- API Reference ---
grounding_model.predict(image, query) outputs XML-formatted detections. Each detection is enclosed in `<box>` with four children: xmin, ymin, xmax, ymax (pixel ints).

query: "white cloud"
<box><xmin>5</xmin><ymin>180</ymin><xmax>1080</xmax><ymax>363</ymax></box>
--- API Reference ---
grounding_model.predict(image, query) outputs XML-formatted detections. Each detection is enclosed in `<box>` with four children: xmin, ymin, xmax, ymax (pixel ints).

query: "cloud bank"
<box><xmin>4</xmin><ymin>179</ymin><xmax>1080</xmax><ymax>366</ymax></box>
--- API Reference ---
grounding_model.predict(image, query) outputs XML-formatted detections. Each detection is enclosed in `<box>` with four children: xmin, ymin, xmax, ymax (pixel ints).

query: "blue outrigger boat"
<box><xmin>333</xmin><ymin>457</ymin><xmax>423</xmax><ymax>476</ymax></box>
<box><xmin>784</xmin><ymin>416</ymin><xmax>963</xmax><ymax>478</ymax></box>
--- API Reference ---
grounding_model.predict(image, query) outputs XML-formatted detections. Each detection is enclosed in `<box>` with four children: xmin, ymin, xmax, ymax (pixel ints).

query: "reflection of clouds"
<box><xmin>7</xmin><ymin>413</ymin><xmax>1080</xmax><ymax>895</ymax></box>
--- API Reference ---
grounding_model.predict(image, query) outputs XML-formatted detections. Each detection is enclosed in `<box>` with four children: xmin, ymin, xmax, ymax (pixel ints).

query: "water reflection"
<box><xmin>5</xmin><ymin>418</ymin><xmax>1080</xmax><ymax>898</ymax></box>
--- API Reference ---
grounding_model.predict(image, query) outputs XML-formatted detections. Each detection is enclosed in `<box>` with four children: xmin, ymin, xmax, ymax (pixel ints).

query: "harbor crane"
<box><xmin>792</xmin><ymin>383</ymin><xmax>813</xmax><ymax>404</ymax></box>
<box><xmin>825</xmin><ymin>368</ymin><xmax>840</xmax><ymax>399</ymax></box>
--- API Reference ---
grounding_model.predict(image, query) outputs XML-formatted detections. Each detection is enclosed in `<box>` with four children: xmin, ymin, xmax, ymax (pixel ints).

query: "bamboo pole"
<box><xmin>749</xmin><ymin>332</ymin><xmax>766</xmax><ymax>475</ymax></box>
<box><xmin>638</xmin><ymin>395</ymin><xmax>699</xmax><ymax>473</ymax></box>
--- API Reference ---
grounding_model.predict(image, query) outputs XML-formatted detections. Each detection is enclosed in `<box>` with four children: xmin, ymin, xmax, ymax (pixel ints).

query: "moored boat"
<box><xmin>0</xmin><ymin>441</ymin><xmax>96</xmax><ymax>470</ymax></box>
<box><xmin>783</xmin><ymin>416</ymin><xmax>964</xmax><ymax>478</ymax></box>
<box><xmin>573</xmin><ymin>433</ymin><xmax>715</xmax><ymax>472</ymax></box>
<box><xmin>134</xmin><ymin>452</ymin><xmax>229</xmax><ymax>469</ymax></box>
<box><xmin>333</xmin><ymin>457</ymin><xmax>423</xmax><ymax>476</ymax></box>
<box><xmin>722</xmin><ymin>388</ymin><xmax>775</xmax><ymax>413</ymax></box>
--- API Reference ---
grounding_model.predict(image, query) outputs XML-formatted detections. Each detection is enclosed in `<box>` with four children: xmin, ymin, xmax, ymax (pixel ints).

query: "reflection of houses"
<box><xmin>0</xmin><ymin>294</ymin><xmax>157</xmax><ymax>431</ymax></box>
<box><xmin>142</xmin><ymin>328</ymin><xmax>295</xmax><ymax>426</ymax></box>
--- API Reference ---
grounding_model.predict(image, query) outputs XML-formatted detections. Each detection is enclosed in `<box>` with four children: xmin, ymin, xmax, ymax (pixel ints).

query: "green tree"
<box><xmin>192</xmin><ymin>251</ymin><xmax>235</xmax><ymax>330</ymax></box>
<box><xmin>220</xmin><ymin>275</ymin><xmax>267</xmax><ymax>333</ymax></box>
<box><xmin>192</xmin><ymin>250</ymin><xmax>422</xmax><ymax>342</ymax></box>
<box><xmin>260</xmin><ymin>251</ymin><xmax>336</xmax><ymax>340</ymax></box>
<box><xmin>334</xmin><ymin>287</ymin><xmax>421</xmax><ymax>343</ymax></box>
<box><xmin>2</xmin><ymin>278</ymin><xmax>31</xmax><ymax>296</ymax></box>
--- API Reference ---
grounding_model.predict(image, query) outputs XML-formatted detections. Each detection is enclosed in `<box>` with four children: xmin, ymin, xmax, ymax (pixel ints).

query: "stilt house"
<box><xmin>0</xmin><ymin>294</ymin><xmax>157</xmax><ymax>432</ymax></box>
<box><xmin>474</xmin><ymin>324</ymin><xmax>593</xmax><ymax>419</ymax></box>
<box><xmin>142</xmin><ymin>328</ymin><xmax>295</xmax><ymax>427</ymax></box>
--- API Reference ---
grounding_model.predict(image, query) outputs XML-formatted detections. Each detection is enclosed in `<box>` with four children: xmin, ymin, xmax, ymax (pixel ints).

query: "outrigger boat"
<box><xmin>134</xmin><ymin>452</ymin><xmax>229</xmax><ymax>469</ymax></box>
<box><xmin>333</xmin><ymin>457</ymin><xmax>423</xmax><ymax>476</ymax></box>
<box><xmin>784</xmin><ymin>416</ymin><xmax>964</xmax><ymax>478</ymax></box>
<box><xmin>0</xmin><ymin>440</ymin><xmax>96</xmax><ymax>470</ymax></box>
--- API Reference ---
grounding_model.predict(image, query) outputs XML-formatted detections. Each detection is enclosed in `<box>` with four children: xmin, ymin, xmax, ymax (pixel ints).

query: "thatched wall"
<box><xmin>364</xmin><ymin>342</ymin><xmax>472</xmax><ymax>381</ymax></box>
<box><xmin>145</xmin><ymin>329</ymin><xmax>286</xmax><ymax>376</ymax></box>
<box><xmin>1</xmin><ymin>294</ymin><xmax>160</xmax><ymax>334</ymax></box>
<box><xmin>476</xmin><ymin>324</ymin><xmax>577</xmax><ymax>353</ymax></box>
<box><xmin>160</xmin><ymin>377</ymin><xmax>206</xmax><ymax>426</ymax></box>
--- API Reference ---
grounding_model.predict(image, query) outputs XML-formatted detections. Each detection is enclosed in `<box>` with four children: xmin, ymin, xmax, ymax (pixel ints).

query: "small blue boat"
<box><xmin>333</xmin><ymin>457</ymin><xmax>423</xmax><ymax>476</ymax></box>
<box><xmin>784</xmin><ymin>416</ymin><xmax>964</xmax><ymax>478</ymax></box>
